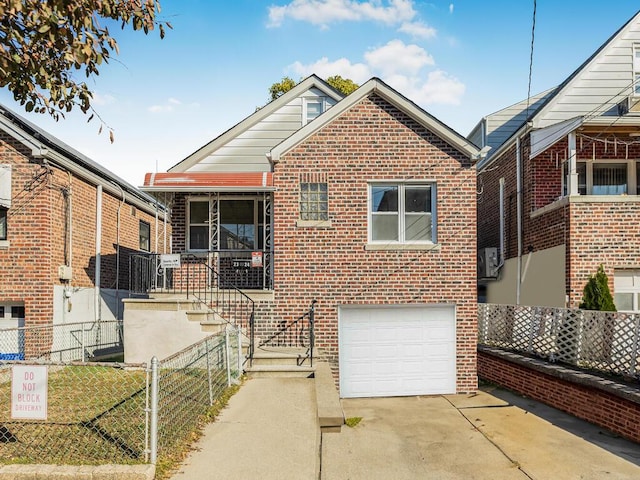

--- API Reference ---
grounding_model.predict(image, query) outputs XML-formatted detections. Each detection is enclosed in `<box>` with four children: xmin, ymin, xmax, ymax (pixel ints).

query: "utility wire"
<box><xmin>526</xmin><ymin>0</ymin><xmax>537</xmax><ymax>117</ymax></box>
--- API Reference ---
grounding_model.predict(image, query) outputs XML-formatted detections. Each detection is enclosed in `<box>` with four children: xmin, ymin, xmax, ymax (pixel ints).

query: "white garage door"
<box><xmin>339</xmin><ymin>305</ymin><xmax>456</xmax><ymax>398</ymax></box>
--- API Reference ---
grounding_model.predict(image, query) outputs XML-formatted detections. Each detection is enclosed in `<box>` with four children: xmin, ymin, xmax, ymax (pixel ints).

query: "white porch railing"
<box><xmin>478</xmin><ymin>303</ymin><xmax>640</xmax><ymax>379</ymax></box>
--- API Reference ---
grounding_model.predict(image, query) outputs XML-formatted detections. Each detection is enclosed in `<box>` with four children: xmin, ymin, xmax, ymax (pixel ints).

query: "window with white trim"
<box><xmin>369</xmin><ymin>183</ymin><xmax>435</xmax><ymax>243</ymax></box>
<box><xmin>303</xmin><ymin>97</ymin><xmax>327</xmax><ymax>124</ymax></box>
<box><xmin>614</xmin><ymin>269</ymin><xmax>640</xmax><ymax>312</ymax></box>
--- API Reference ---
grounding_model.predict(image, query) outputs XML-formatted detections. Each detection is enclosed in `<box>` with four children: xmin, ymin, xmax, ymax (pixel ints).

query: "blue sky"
<box><xmin>1</xmin><ymin>1</ymin><xmax>639</xmax><ymax>186</ymax></box>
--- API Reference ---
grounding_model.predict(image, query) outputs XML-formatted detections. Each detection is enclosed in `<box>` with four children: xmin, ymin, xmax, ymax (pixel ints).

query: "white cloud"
<box><xmin>268</xmin><ymin>0</ymin><xmax>416</xmax><ymax>29</ymax></box>
<box><xmin>287</xmin><ymin>41</ymin><xmax>465</xmax><ymax>106</ymax></box>
<box><xmin>398</xmin><ymin>21</ymin><xmax>436</xmax><ymax>39</ymax></box>
<box><xmin>364</xmin><ymin>40</ymin><xmax>434</xmax><ymax>77</ymax></box>
<box><xmin>449</xmin><ymin>3</ymin><xmax>454</xmax><ymax>14</ymax></box>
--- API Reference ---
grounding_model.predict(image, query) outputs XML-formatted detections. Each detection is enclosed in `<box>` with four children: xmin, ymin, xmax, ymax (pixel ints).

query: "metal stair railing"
<box><xmin>258</xmin><ymin>300</ymin><xmax>316</xmax><ymax>367</ymax></box>
<box><xmin>129</xmin><ymin>253</ymin><xmax>256</xmax><ymax>366</ymax></box>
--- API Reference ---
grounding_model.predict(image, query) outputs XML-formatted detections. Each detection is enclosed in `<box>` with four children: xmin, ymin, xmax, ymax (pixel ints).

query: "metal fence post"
<box><xmin>205</xmin><ymin>338</ymin><xmax>214</xmax><ymax>406</ymax></box>
<box><xmin>225</xmin><ymin>327</ymin><xmax>232</xmax><ymax>386</ymax></box>
<box><xmin>150</xmin><ymin>356</ymin><xmax>159</xmax><ymax>465</ymax></box>
<box><xmin>236</xmin><ymin>325</ymin><xmax>242</xmax><ymax>377</ymax></box>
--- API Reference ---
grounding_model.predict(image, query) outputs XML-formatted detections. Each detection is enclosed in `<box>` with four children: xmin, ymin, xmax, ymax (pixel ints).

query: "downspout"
<box><xmin>114</xmin><ymin>184</ymin><xmax>126</xmax><ymax>319</ymax></box>
<box><xmin>64</xmin><ymin>171</ymin><xmax>73</xmax><ymax>319</ymax></box>
<box><xmin>499</xmin><ymin>177</ymin><xmax>505</xmax><ymax>267</ymax></box>
<box><xmin>155</xmin><ymin>201</ymin><xmax>159</xmax><ymax>253</ymax></box>
<box><xmin>516</xmin><ymin>137</ymin><xmax>523</xmax><ymax>305</ymax></box>
<box><xmin>95</xmin><ymin>185</ymin><xmax>102</xmax><ymax>323</ymax></box>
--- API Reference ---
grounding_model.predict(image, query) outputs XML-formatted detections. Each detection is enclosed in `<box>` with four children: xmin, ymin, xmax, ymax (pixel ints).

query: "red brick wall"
<box><xmin>273</xmin><ymin>94</ymin><xmax>478</xmax><ymax>392</ymax></box>
<box><xmin>478</xmin><ymin>133</ymin><xmax>640</xmax><ymax>306</ymax></box>
<box><xmin>0</xmin><ymin>133</ymin><xmax>169</xmax><ymax>334</ymax></box>
<box><xmin>478</xmin><ymin>349</ymin><xmax>640</xmax><ymax>443</ymax></box>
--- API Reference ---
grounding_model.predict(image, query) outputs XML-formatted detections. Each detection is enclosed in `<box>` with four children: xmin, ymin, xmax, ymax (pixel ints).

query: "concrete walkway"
<box><xmin>169</xmin><ymin>377</ymin><xmax>319</xmax><ymax>480</ymax></box>
<box><xmin>169</xmin><ymin>377</ymin><xmax>640</xmax><ymax>480</ymax></box>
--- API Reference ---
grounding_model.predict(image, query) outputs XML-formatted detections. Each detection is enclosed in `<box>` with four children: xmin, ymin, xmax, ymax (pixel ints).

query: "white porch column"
<box><xmin>567</xmin><ymin>132</ymin><xmax>579</xmax><ymax>196</ymax></box>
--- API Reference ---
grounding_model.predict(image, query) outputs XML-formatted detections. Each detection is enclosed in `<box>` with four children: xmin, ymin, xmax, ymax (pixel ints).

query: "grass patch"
<box><xmin>345</xmin><ymin>416</ymin><xmax>363</xmax><ymax>428</ymax></box>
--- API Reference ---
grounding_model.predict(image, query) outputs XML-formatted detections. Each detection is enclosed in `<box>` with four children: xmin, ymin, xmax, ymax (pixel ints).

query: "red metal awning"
<box><xmin>141</xmin><ymin>172</ymin><xmax>274</xmax><ymax>192</ymax></box>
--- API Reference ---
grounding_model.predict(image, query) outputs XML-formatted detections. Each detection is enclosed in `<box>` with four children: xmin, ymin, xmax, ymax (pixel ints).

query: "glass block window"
<box><xmin>300</xmin><ymin>183</ymin><xmax>328</xmax><ymax>221</ymax></box>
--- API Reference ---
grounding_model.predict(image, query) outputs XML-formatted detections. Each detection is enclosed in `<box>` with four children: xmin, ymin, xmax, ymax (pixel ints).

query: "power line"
<box><xmin>526</xmin><ymin>0</ymin><xmax>537</xmax><ymax>117</ymax></box>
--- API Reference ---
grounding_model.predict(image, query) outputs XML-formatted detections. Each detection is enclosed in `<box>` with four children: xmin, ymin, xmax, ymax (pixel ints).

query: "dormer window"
<box><xmin>303</xmin><ymin>97</ymin><xmax>327</xmax><ymax>124</ymax></box>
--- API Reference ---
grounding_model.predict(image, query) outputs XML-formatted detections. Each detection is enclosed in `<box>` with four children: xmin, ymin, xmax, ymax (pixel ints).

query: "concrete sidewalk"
<box><xmin>169</xmin><ymin>377</ymin><xmax>319</xmax><ymax>480</ymax></box>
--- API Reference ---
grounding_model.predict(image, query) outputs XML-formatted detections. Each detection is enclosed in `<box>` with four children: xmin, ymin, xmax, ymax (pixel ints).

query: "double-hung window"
<box><xmin>369</xmin><ymin>183</ymin><xmax>436</xmax><ymax>244</ymax></box>
<box><xmin>0</xmin><ymin>207</ymin><xmax>6</xmax><ymax>241</ymax></box>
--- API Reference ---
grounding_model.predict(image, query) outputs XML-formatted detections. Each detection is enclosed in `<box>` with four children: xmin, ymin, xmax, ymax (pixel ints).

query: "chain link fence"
<box><xmin>0</xmin><ymin>326</ymin><xmax>243</xmax><ymax>466</ymax></box>
<box><xmin>151</xmin><ymin>327</ymin><xmax>242</xmax><ymax>461</ymax></box>
<box><xmin>0</xmin><ymin>320</ymin><xmax>123</xmax><ymax>362</ymax></box>
<box><xmin>479</xmin><ymin>303</ymin><xmax>640</xmax><ymax>379</ymax></box>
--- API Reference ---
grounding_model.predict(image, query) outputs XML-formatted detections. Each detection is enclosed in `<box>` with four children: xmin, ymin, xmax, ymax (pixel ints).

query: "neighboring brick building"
<box><xmin>473</xmin><ymin>11</ymin><xmax>640</xmax><ymax>310</ymax></box>
<box><xmin>0</xmin><ymin>105</ymin><xmax>170</xmax><ymax>356</ymax></box>
<box><xmin>142</xmin><ymin>76</ymin><xmax>481</xmax><ymax>396</ymax></box>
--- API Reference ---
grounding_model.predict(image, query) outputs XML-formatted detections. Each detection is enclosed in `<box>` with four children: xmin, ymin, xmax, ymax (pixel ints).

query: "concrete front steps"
<box><xmin>245</xmin><ymin>346</ymin><xmax>315</xmax><ymax>378</ymax></box>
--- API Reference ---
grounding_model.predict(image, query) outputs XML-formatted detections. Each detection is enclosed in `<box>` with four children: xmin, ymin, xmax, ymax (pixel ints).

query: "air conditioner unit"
<box><xmin>478</xmin><ymin>247</ymin><xmax>499</xmax><ymax>279</ymax></box>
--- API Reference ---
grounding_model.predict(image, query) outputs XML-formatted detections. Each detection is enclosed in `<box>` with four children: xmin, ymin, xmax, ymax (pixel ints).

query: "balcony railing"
<box><xmin>129</xmin><ymin>250</ymin><xmax>273</xmax><ymax>293</ymax></box>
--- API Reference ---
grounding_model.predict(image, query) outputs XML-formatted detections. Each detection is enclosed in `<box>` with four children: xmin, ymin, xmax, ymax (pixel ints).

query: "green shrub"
<box><xmin>580</xmin><ymin>264</ymin><xmax>616</xmax><ymax>311</ymax></box>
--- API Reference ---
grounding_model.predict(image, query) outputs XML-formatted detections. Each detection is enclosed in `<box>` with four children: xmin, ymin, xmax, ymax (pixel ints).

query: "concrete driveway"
<box><xmin>322</xmin><ymin>386</ymin><xmax>640</xmax><ymax>480</ymax></box>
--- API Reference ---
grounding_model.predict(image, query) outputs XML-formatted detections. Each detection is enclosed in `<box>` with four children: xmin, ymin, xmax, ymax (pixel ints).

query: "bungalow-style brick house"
<box><xmin>474</xmin><ymin>11</ymin><xmax>640</xmax><ymax>310</ymax></box>
<box><xmin>0</xmin><ymin>104</ymin><xmax>170</xmax><ymax>357</ymax></box>
<box><xmin>142</xmin><ymin>76</ymin><xmax>481</xmax><ymax>396</ymax></box>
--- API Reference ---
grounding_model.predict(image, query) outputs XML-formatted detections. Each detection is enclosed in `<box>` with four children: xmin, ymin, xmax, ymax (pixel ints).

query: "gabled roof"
<box><xmin>477</xmin><ymin>9</ymin><xmax>640</xmax><ymax>171</ymax></box>
<box><xmin>169</xmin><ymin>74</ymin><xmax>344</xmax><ymax>173</ymax></box>
<box><xmin>269</xmin><ymin>77</ymin><xmax>480</xmax><ymax>162</ymax></box>
<box><xmin>0</xmin><ymin>103</ymin><xmax>166</xmax><ymax>216</ymax></box>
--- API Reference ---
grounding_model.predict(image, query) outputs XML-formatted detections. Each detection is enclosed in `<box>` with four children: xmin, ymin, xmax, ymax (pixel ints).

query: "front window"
<box><xmin>220</xmin><ymin>199</ymin><xmax>262</xmax><ymax>250</ymax></box>
<box><xmin>300</xmin><ymin>182</ymin><xmax>328</xmax><ymax>221</ymax></box>
<box><xmin>188</xmin><ymin>200</ymin><xmax>210</xmax><ymax>250</ymax></box>
<box><xmin>369</xmin><ymin>183</ymin><xmax>435</xmax><ymax>243</ymax></box>
<box><xmin>139</xmin><ymin>220</ymin><xmax>150</xmax><ymax>251</ymax></box>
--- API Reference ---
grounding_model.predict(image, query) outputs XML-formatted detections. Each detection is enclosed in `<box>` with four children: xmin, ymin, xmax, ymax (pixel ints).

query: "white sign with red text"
<box><xmin>11</xmin><ymin>365</ymin><xmax>48</xmax><ymax>420</ymax></box>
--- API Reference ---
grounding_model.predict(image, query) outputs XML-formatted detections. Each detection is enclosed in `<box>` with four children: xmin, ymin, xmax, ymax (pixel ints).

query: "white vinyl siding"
<box><xmin>535</xmin><ymin>21</ymin><xmax>640</xmax><ymax>128</ymax></box>
<box><xmin>634</xmin><ymin>44</ymin><xmax>640</xmax><ymax>95</ymax></box>
<box><xmin>189</xmin><ymin>88</ymin><xmax>338</xmax><ymax>173</ymax></box>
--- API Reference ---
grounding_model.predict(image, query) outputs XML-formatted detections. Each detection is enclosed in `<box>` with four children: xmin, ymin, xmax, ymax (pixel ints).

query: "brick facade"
<box><xmin>0</xmin><ymin>132</ymin><xmax>169</xmax><ymax>336</ymax></box>
<box><xmin>478</xmin><ymin>132</ymin><xmax>640</xmax><ymax>307</ymax></box>
<box><xmin>272</xmin><ymin>94</ymin><xmax>478</xmax><ymax>392</ymax></box>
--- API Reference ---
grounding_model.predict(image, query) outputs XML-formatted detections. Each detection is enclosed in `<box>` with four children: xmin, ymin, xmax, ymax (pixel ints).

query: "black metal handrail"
<box><xmin>129</xmin><ymin>253</ymin><xmax>256</xmax><ymax>365</ymax></box>
<box><xmin>258</xmin><ymin>300</ymin><xmax>316</xmax><ymax>367</ymax></box>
